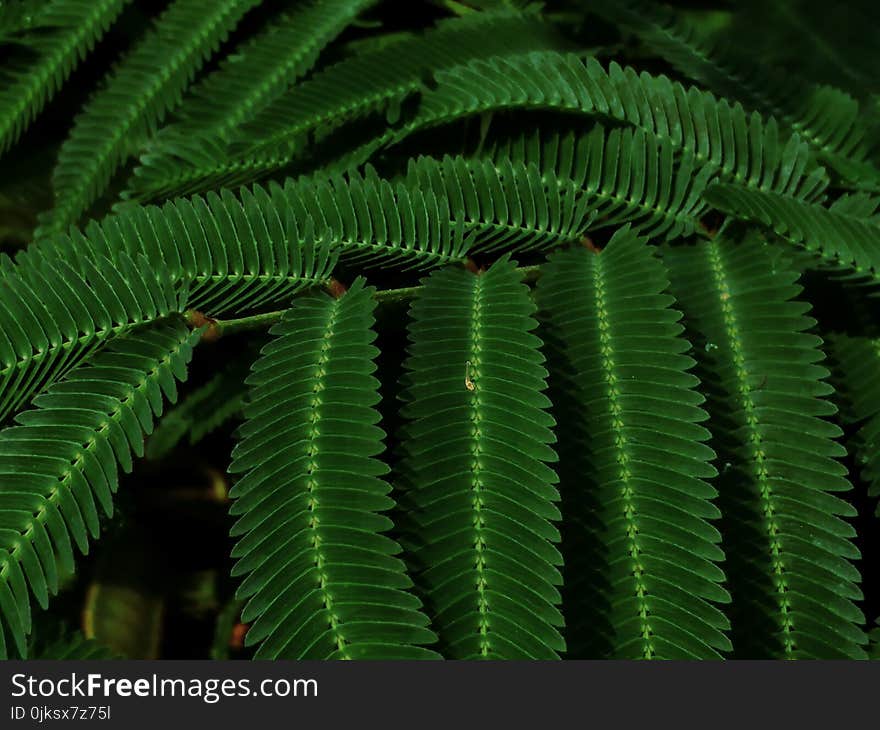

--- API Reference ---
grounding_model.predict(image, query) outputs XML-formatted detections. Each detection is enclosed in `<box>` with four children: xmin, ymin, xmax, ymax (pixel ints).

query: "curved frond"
<box><xmin>0</xmin><ymin>0</ymin><xmax>129</xmax><ymax>158</ymax></box>
<box><xmin>484</xmin><ymin>125</ymin><xmax>713</xmax><ymax>241</ymax></box>
<box><xmin>589</xmin><ymin>0</ymin><xmax>880</xmax><ymax>190</ymax></box>
<box><xmin>537</xmin><ymin>228</ymin><xmax>730</xmax><ymax>659</ymax></box>
<box><xmin>0</xmin><ymin>182</ymin><xmax>336</xmax><ymax>424</ymax></box>
<box><xmin>398</xmin><ymin>257</ymin><xmax>564</xmax><ymax>659</ymax></box>
<box><xmin>36</xmin><ymin>0</ymin><xmax>260</xmax><ymax>237</ymax></box>
<box><xmin>662</xmin><ymin>232</ymin><xmax>867</xmax><ymax>659</ymax></box>
<box><xmin>402</xmin><ymin>155</ymin><xmax>593</xmax><ymax>257</ymax></box>
<box><xmin>226</xmin><ymin>157</ymin><xmax>590</xmax><ymax>272</ymax></box>
<box><xmin>277</xmin><ymin>167</ymin><xmax>471</xmax><ymax>269</ymax></box>
<box><xmin>228</xmin><ymin>279</ymin><xmax>439</xmax><ymax>659</ymax></box>
<box><xmin>390</xmin><ymin>51</ymin><xmax>829</xmax><ymax>201</ymax></box>
<box><xmin>0</xmin><ymin>247</ymin><xmax>183</xmax><ymax>423</ymax></box>
<box><xmin>0</xmin><ymin>318</ymin><xmax>198</xmax><ymax>658</ymax></box>
<box><xmin>704</xmin><ymin>182</ymin><xmax>880</xmax><ymax>286</ymax></box>
<box><xmin>125</xmin><ymin>9</ymin><xmax>568</xmax><ymax>201</ymax></box>
<box><xmin>28</xmin><ymin>185</ymin><xmax>338</xmax><ymax>315</ymax></box>
<box><xmin>125</xmin><ymin>0</ymin><xmax>377</xmax><ymax>201</ymax></box>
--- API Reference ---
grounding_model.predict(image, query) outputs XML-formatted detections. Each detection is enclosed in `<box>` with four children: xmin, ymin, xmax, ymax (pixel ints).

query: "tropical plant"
<box><xmin>0</xmin><ymin>0</ymin><xmax>879</xmax><ymax>660</ymax></box>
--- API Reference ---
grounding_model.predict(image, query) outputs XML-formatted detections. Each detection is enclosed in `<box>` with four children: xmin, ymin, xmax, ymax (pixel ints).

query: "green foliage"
<box><xmin>399</xmin><ymin>257</ymin><xmax>563</xmax><ymax>658</ymax></box>
<box><xmin>586</xmin><ymin>0</ymin><xmax>880</xmax><ymax>190</ymax></box>
<box><xmin>704</xmin><ymin>183</ymin><xmax>880</xmax><ymax>285</ymax></box>
<box><xmin>37</xmin><ymin>0</ymin><xmax>261</xmax><ymax>238</ymax></box>
<box><xmin>126</xmin><ymin>0</ymin><xmax>379</xmax><ymax>202</ymax></box>
<box><xmin>0</xmin><ymin>0</ymin><xmax>879</xmax><ymax>661</ymax></box>
<box><xmin>125</xmin><ymin>7</ymin><xmax>569</xmax><ymax>201</ymax></box>
<box><xmin>538</xmin><ymin>229</ymin><xmax>729</xmax><ymax>658</ymax></box>
<box><xmin>663</xmin><ymin>234</ymin><xmax>866</xmax><ymax>658</ymax></box>
<box><xmin>0</xmin><ymin>0</ymin><xmax>130</xmax><ymax>157</ymax></box>
<box><xmin>484</xmin><ymin>125</ymin><xmax>713</xmax><ymax>241</ymax></box>
<box><xmin>0</xmin><ymin>319</ymin><xmax>197</xmax><ymax>657</ymax></box>
<box><xmin>229</xmin><ymin>281</ymin><xmax>439</xmax><ymax>659</ymax></box>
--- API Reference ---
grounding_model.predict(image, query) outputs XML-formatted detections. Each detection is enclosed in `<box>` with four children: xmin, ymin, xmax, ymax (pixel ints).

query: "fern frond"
<box><xmin>0</xmin><ymin>248</ymin><xmax>183</xmax><ymax>424</ymax></box>
<box><xmin>266</xmin><ymin>156</ymin><xmax>591</xmax><ymax>270</ymax></box>
<box><xmin>0</xmin><ymin>318</ymin><xmax>198</xmax><ymax>658</ymax></box>
<box><xmin>0</xmin><ymin>181</ymin><xmax>338</xmax><ymax>424</ymax></box>
<box><xmin>228</xmin><ymin>279</ymin><xmax>439</xmax><ymax>659</ymax></box>
<box><xmin>125</xmin><ymin>0</ymin><xmax>377</xmax><ymax>202</ymax></box>
<box><xmin>392</xmin><ymin>52</ymin><xmax>829</xmax><ymax>201</ymax></box>
<box><xmin>125</xmin><ymin>9</ymin><xmax>568</xmax><ymax>201</ymax></box>
<box><xmin>398</xmin><ymin>257</ymin><xmax>564</xmax><ymax>659</ymax></box>
<box><xmin>484</xmin><ymin>125</ymin><xmax>713</xmax><ymax>241</ymax></box>
<box><xmin>704</xmin><ymin>183</ymin><xmax>880</xmax><ymax>286</ymax></box>
<box><xmin>588</xmin><ymin>0</ymin><xmax>880</xmax><ymax>191</ymax></box>
<box><xmin>0</xmin><ymin>0</ymin><xmax>129</xmax><ymax>158</ymax></box>
<box><xmin>402</xmin><ymin>155</ymin><xmax>593</xmax><ymax>257</ymax></box>
<box><xmin>277</xmin><ymin>168</ymin><xmax>471</xmax><ymax>269</ymax></box>
<box><xmin>662</xmin><ymin>233</ymin><xmax>867</xmax><ymax>659</ymax></box>
<box><xmin>36</xmin><ymin>0</ymin><xmax>261</xmax><ymax>237</ymax></box>
<box><xmin>29</xmin><ymin>185</ymin><xmax>338</xmax><ymax>315</ymax></box>
<box><xmin>537</xmin><ymin>228</ymin><xmax>729</xmax><ymax>658</ymax></box>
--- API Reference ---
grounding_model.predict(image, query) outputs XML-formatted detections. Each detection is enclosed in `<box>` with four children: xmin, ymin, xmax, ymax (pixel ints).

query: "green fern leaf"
<box><xmin>125</xmin><ymin>0</ymin><xmax>377</xmax><ymax>202</ymax></box>
<box><xmin>704</xmin><ymin>182</ymin><xmax>880</xmax><ymax>285</ymax></box>
<box><xmin>36</xmin><ymin>0</ymin><xmax>261</xmax><ymax>237</ymax></box>
<box><xmin>276</xmin><ymin>168</ymin><xmax>470</xmax><ymax>270</ymax></box>
<box><xmin>662</xmin><ymin>232</ymin><xmax>867</xmax><ymax>659</ymax></box>
<box><xmin>228</xmin><ymin>279</ymin><xmax>439</xmax><ymax>659</ymax></box>
<box><xmin>0</xmin><ymin>318</ymin><xmax>198</xmax><ymax>658</ymax></box>
<box><xmin>28</xmin><ymin>185</ymin><xmax>338</xmax><ymax>314</ymax></box>
<box><xmin>125</xmin><ymin>9</ymin><xmax>568</xmax><ymax>201</ymax></box>
<box><xmin>0</xmin><ymin>0</ymin><xmax>129</xmax><ymax>158</ymax></box>
<box><xmin>588</xmin><ymin>0</ymin><xmax>880</xmax><ymax>191</ymax></box>
<box><xmin>401</xmin><ymin>155</ymin><xmax>593</xmax><ymax>257</ymax></box>
<box><xmin>243</xmin><ymin>157</ymin><xmax>589</xmax><ymax>271</ymax></box>
<box><xmin>392</xmin><ymin>51</ymin><xmax>829</xmax><ymax>202</ymax></box>
<box><xmin>398</xmin><ymin>256</ymin><xmax>564</xmax><ymax>659</ymax></box>
<box><xmin>0</xmin><ymin>247</ymin><xmax>184</xmax><ymax>423</ymax></box>
<box><xmin>537</xmin><ymin>228</ymin><xmax>730</xmax><ymax>659</ymax></box>
<box><xmin>0</xmin><ymin>182</ymin><xmax>337</xmax><ymax>425</ymax></box>
<box><xmin>483</xmin><ymin>125</ymin><xmax>714</xmax><ymax>241</ymax></box>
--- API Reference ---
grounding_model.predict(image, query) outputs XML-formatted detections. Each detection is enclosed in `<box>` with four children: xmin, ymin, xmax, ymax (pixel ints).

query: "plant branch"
<box><xmin>186</xmin><ymin>265</ymin><xmax>545</xmax><ymax>340</ymax></box>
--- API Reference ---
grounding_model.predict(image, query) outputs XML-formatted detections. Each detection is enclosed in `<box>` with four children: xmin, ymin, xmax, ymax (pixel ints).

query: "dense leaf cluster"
<box><xmin>0</xmin><ymin>0</ymin><xmax>879</xmax><ymax>659</ymax></box>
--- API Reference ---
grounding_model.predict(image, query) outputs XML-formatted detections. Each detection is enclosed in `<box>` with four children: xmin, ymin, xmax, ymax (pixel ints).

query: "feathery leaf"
<box><xmin>663</xmin><ymin>232</ymin><xmax>867</xmax><ymax>659</ymax></box>
<box><xmin>0</xmin><ymin>318</ymin><xmax>198</xmax><ymax>657</ymax></box>
<box><xmin>228</xmin><ymin>280</ymin><xmax>439</xmax><ymax>659</ymax></box>
<box><xmin>398</xmin><ymin>257</ymin><xmax>564</xmax><ymax>659</ymax></box>
<box><xmin>538</xmin><ymin>228</ymin><xmax>730</xmax><ymax>658</ymax></box>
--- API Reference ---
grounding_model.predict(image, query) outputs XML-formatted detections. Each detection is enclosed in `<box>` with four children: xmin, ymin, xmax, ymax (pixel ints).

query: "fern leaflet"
<box><xmin>398</xmin><ymin>256</ymin><xmax>564</xmax><ymax>659</ymax></box>
<box><xmin>0</xmin><ymin>318</ymin><xmax>198</xmax><ymax>658</ymax></box>
<box><xmin>126</xmin><ymin>0</ymin><xmax>377</xmax><ymax>202</ymax></box>
<box><xmin>125</xmin><ymin>9</ymin><xmax>568</xmax><ymax>200</ymax></box>
<box><xmin>704</xmin><ymin>183</ymin><xmax>880</xmax><ymax>286</ymax></box>
<box><xmin>36</xmin><ymin>0</ymin><xmax>261</xmax><ymax>237</ymax></box>
<box><xmin>663</xmin><ymin>233</ymin><xmax>867</xmax><ymax>659</ymax></box>
<box><xmin>0</xmin><ymin>0</ymin><xmax>129</xmax><ymax>157</ymax></box>
<box><xmin>538</xmin><ymin>228</ymin><xmax>730</xmax><ymax>658</ymax></box>
<box><xmin>228</xmin><ymin>280</ymin><xmax>440</xmax><ymax>659</ymax></box>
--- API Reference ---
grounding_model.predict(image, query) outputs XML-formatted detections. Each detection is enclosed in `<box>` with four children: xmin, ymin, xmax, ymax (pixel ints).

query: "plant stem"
<box><xmin>188</xmin><ymin>265</ymin><xmax>545</xmax><ymax>339</ymax></box>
